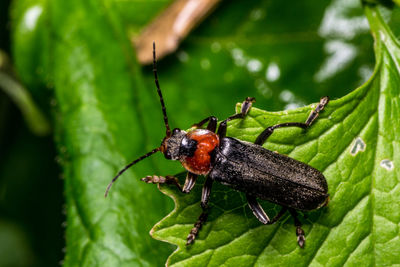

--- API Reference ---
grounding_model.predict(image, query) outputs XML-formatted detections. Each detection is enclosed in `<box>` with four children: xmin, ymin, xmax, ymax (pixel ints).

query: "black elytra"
<box><xmin>105</xmin><ymin>42</ymin><xmax>330</xmax><ymax>248</ymax></box>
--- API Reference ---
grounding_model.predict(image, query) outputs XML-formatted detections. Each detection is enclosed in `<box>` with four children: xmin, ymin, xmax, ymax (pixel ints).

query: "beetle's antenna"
<box><xmin>105</xmin><ymin>147</ymin><xmax>161</xmax><ymax>197</ymax></box>
<box><xmin>153</xmin><ymin>42</ymin><xmax>171</xmax><ymax>137</ymax></box>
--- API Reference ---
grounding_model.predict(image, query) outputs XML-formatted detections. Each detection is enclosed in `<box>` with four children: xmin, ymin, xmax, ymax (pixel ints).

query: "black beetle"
<box><xmin>105</xmin><ymin>42</ymin><xmax>329</xmax><ymax>248</ymax></box>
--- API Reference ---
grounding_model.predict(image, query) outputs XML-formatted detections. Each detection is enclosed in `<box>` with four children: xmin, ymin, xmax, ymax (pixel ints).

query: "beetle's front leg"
<box><xmin>255</xmin><ymin>96</ymin><xmax>329</xmax><ymax>145</ymax></box>
<box><xmin>224</xmin><ymin>97</ymin><xmax>256</xmax><ymax>122</ymax></box>
<box><xmin>191</xmin><ymin>116</ymin><xmax>218</xmax><ymax>132</ymax></box>
<box><xmin>218</xmin><ymin>97</ymin><xmax>255</xmax><ymax>138</ymax></box>
<box><xmin>182</xmin><ymin>172</ymin><xmax>198</xmax><ymax>193</ymax></box>
<box><xmin>305</xmin><ymin>96</ymin><xmax>329</xmax><ymax>126</ymax></box>
<box><xmin>186</xmin><ymin>176</ymin><xmax>213</xmax><ymax>245</ymax></box>
<box><xmin>141</xmin><ymin>175</ymin><xmax>183</xmax><ymax>191</ymax></box>
<box><xmin>142</xmin><ymin>172</ymin><xmax>198</xmax><ymax>193</ymax></box>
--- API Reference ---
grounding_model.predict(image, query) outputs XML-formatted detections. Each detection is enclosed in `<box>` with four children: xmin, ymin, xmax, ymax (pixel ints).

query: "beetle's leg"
<box><xmin>255</xmin><ymin>122</ymin><xmax>307</xmax><ymax>145</ymax></box>
<box><xmin>141</xmin><ymin>175</ymin><xmax>183</xmax><ymax>191</ymax></box>
<box><xmin>182</xmin><ymin>172</ymin><xmax>198</xmax><ymax>193</ymax></box>
<box><xmin>200</xmin><ymin>175</ymin><xmax>213</xmax><ymax>208</ymax></box>
<box><xmin>305</xmin><ymin>96</ymin><xmax>329</xmax><ymax>126</ymax></box>
<box><xmin>225</xmin><ymin>97</ymin><xmax>256</xmax><ymax>122</ymax></box>
<box><xmin>268</xmin><ymin>207</ymin><xmax>288</xmax><ymax>224</ymax></box>
<box><xmin>142</xmin><ymin>172</ymin><xmax>198</xmax><ymax>194</ymax></box>
<box><xmin>289</xmin><ymin>209</ymin><xmax>305</xmax><ymax>248</ymax></box>
<box><xmin>187</xmin><ymin>176</ymin><xmax>213</xmax><ymax>245</ymax></box>
<box><xmin>255</xmin><ymin>96</ymin><xmax>329</xmax><ymax>145</ymax></box>
<box><xmin>191</xmin><ymin>116</ymin><xmax>218</xmax><ymax>132</ymax></box>
<box><xmin>186</xmin><ymin>212</ymin><xmax>208</xmax><ymax>246</ymax></box>
<box><xmin>217</xmin><ymin>97</ymin><xmax>256</xmax><ymax>138</ymax></box>
<box><xmin>247</xmin><ymin>194</ymin><xmax>270</xmax><ymax>224</ymax></box>
<box><xmin>247</xmin><ymin>196</ymin><xmax>289</xmax><ymax>225</ymax></box>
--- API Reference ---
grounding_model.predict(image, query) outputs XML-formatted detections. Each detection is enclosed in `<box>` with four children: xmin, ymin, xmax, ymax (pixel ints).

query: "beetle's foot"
<box><xmin>245</xmin><ymin>96</ymin><xmax>256</xmax><ymax>103</ymax></box>
<box><xmin>186</xmin><ymin>212</ymin><xmax>208</xmax><ymax>246</ymax></box>
<box><xmin>141</xmin><ymin>175</ymin><xmax>182</xmax><ymax>191</ymax></box>
<box><xmin>305</xmin><ymin>96</ymin><xmax>330</xmax><ymax>126</ymax></box>
<box><xmin>238</xmin><ymin>97</ymin><xmax>255</xmax><ymax>117</ymax></box>
<box><xmin>296</xmin><ymin>226</ymin><xmax>305</xmax><ymax>248</ymax></box>
<box><xmin>186</xmin><ymin>224</ymin><xmax>200</xmax><ymax>246</ymax></box>
<box><xmin>320</xmin><ymin>96</ymin><xmax>329</xmax><ymax>106</ymax></box>
<box><xmin>186</xmin><ymin>232</ymin><xmax>196</xmax><ymax>246</ymax></box>
<box><xmin>141</xmin><ymin>175</ymin><xmax>166</xmax><ymax>184</ymax></box>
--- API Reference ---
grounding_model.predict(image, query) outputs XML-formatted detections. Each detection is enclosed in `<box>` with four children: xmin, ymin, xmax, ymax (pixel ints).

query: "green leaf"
<box><xmin>10</xmin><ymin>0</ymin><xmax>399</xmax><ymax>266</ymax></box>
<box><xmin>152</xmin><ymin>5</ymin><xmax>400</xmax><ymax>266</ymax></box>
<box><xmin>11</xmin><ymin>0</ymin><xmax>175</xmax><ymax>265</ymax></box>
<box><xmin>49</xmin><ymin>1</ymin><xmax>176</xmax><ymax>266</ymax></box>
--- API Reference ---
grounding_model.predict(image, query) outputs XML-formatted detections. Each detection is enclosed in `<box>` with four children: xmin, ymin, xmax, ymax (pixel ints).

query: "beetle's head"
<box><xmin>162</xmin><ymin>128</ymin><xmax>197</xmax><ymax>160</ymax></box>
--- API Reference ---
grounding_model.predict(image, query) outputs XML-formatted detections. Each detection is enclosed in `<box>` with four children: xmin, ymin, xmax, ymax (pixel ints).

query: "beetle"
<box><xmin>105</xmin><ymin>42</ymin><xmax>329</xmax><ymax>248</ymax></box>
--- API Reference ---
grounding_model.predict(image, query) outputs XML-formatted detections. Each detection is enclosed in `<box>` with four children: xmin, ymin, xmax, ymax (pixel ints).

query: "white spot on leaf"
<box><xmin>350</xmin><ymin>137</ymin><xmax>366</xmax><ymax>156</ymax></box>
<box><xmin>380</xmin><ymin>159</ymin><xmax>394</xmax><ymax>171</ymax></box>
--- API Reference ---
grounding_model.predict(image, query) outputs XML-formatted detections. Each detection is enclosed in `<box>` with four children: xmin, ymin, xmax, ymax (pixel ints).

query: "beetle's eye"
<box><xmin>172</xmin><ymin>128</ymin><xmax>180</xmax><ymax>135</ymax></box>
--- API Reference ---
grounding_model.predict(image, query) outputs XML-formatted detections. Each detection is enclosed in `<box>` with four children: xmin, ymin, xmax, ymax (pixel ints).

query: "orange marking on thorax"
<box><xmin>181</xmin><ymin>129</ymin><xmax>219</xmax><ymax>175</ymax></box>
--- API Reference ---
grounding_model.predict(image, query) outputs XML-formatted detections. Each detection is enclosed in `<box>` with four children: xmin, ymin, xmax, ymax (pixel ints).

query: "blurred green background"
<box><xmin>0</xmin><ymin>0</ymin><xmax>63</xmax><ymax>266</ymax></box>
<box><xmin>1</xmin><ymin>0</ymin><xmax>398</xmax><ymax>266</ymax></box>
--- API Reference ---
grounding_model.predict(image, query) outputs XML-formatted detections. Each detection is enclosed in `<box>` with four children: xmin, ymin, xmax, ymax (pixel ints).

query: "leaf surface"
<box><xmin>152</xmin><ymin>5</ymin><xmax>400</xmax><ymax>266</ymax></box>
<box><xmin>12</xmin><ymin>0</ymin><xmax>176</xmax><ymax>265</ymax></box>
<box><xmin>10</xmin><ymin>0</ymin><xmax>400</xmax><ymax>266</ymax></box>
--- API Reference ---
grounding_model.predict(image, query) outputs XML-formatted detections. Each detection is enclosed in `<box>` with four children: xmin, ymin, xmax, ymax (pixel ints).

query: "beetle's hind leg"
<box><xmin>269</xmin><ymin>207</ymin><xmax>288</xmax><ymax>224</ymax></box>
<box><xmin>248</xmin><ymin>198</ymin><xmax>307</xmax><ymax>247</ymax></box>
<box><xmin>289</xmin><ymin>209</ymin><xmax>306</xmax><ymax>248</ymax></box>
<box><xmin>255</xmin><ymin>96</ymin><xmax>329</xmax><ymax>145</ymax></box>
<box><xmin>247</xmin><ymin>195</ymin><xmax>288</xmax><ymax>225</ymax></box>
<box><xmin>247</xmin><ymin>194</ymin><xmax>270</xmax><ymax>224</ymax></box>
<box><xmin>142</xmin><ymin>172</ymin><xmax>198</xmax><ymax>193</ymax></box>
